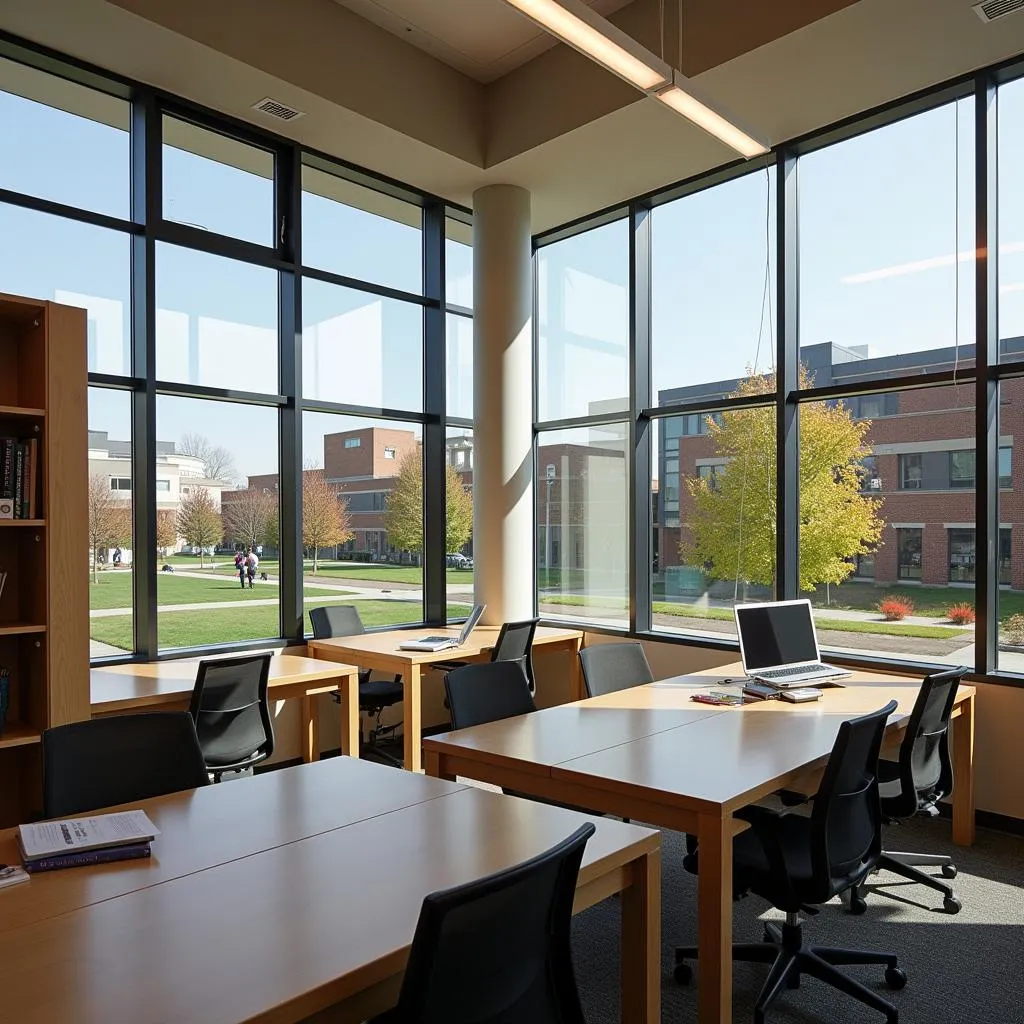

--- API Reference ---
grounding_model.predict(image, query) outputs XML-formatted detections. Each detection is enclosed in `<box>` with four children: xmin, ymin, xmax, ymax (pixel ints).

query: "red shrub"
<box><xmin>879</xmin><ymin>596</ymin><xmax>915</xmax><ymax>621</ymax></box>
<box><xmin>947</xmin><ymin>603</ymin><xmax>976</xmax><ymax>625</ymax></box>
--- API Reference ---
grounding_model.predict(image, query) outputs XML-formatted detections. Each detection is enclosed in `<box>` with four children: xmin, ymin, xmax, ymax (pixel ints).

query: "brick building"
<box><xmin>658</xmin><ymin>340</ymin><xmax>1024</xmax><ymax>591</ymax></box>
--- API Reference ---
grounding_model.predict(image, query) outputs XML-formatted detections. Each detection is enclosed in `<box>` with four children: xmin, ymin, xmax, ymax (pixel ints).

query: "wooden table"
<box><xmin>0</xmin><ymin>758</ymin><xmax>660</xmax><ymax>1024</ymax></box>
<box><xmin>91</xmin><ymin>655</ymin><xmax>360</xmax><ymax>765</ymax></box>
<box><xmin>424</xmin><ymin>662</ymin><xmax>976</xmax><ymax>1024</ymax></box>
<box><xmin>308</xmin><ymin>624</ymin><xmax>584</xmax><ymax>771</ymax></box>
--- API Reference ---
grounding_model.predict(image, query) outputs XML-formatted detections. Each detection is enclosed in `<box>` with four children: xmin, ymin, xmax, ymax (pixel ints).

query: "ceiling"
<box><xmin>3</xmin><ymin>0</ymin><xmax>1024</xmax><ymax>231</ymax></box>
<box><xmin>334</xmin><ymin>0</ymin><xmax>632</xmax><ymax>82</ymax></box>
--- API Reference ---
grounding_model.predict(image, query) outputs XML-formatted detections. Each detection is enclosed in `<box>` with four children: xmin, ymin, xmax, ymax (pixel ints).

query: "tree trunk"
<box><xmin>92</xmin><ymin>547</ymin><xmax>98</xmax><ymax>585</ymax></box>
<box><xmin>312</xmin><ymin>546</ymin><xmax>318</xmax><ymax>575</ymax></box>
<box><xmin>199</xmin><ymin>546</ymin><xmax>205</xmax><ymax>569</ymax></box>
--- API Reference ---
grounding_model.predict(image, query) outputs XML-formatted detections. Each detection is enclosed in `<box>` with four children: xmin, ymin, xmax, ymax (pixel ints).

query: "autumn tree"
<box><xmin>383</xmin><ymin>448</ymin><xmax>474</xmax><ymax>555</ymax></box>
<box><xmin>302</xmin><ymin>468</ymin><xmax>352</xmax><ymax>574</ymax></box>
<box><xmin>155</xmin><ymin>509</ymin><xmax>178</xmax><ymax>553</ymax></box>
<box><xmin>179</xmin><ymin>433</ymin><xmax>236</xmax><ymax>483</ymax></box>
<box><xmin>87</xmin><ymin>472</ymin><xmax>132</xmax><ymax>583</ymax></box>
<box><xmin>175</xmin><ymin>487</ymin><xmax>222</xmax><ymax>568</ymax></box>
<box><xmin>682</xmin><ymin>367</ymin><xmax>883</xmax><ymax>592</ymax></box>
<box><xmin>223</xmin><ymin>487</ymin><xmax>278</xmax><ymax>552</ymax></box>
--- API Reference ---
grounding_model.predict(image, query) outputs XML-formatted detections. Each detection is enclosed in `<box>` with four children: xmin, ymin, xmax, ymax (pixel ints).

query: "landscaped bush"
<box><xmin>879</xmin><ymin>596</ymin><xmax>915</xmax><ymax>621</ymax></box>
<box><xmin>1002</xmin><ymin>613</ymin><xmax>1024</xmax><ymax>646</ymax></box>
<box><xmin>947</xmin><ymin>603</ymin><xmax>976</xmax><ymax>625</ymax></box>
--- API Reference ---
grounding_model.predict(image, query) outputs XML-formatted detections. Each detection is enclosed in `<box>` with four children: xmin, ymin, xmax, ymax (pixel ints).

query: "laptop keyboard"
<box><xmin>757</xmin><ymin>663</ymin><xmax>836</xmax><ymax>680</ymax></box>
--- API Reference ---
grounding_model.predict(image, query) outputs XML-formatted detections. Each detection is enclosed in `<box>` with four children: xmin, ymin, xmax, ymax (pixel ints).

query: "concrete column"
<box><xmin>473</xmin><ymin>184</ymin><xmax>533</xmax><ymax>625</ymax></box>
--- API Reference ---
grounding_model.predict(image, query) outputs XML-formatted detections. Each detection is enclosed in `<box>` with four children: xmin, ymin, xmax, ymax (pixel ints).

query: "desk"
<box><xmin>91</xmin><ymin>655</ymin><xmax>360</xmax><ymax>765</ymax></box>
<box><xmin>424</xmin><ymin>662</ymin><xmax>976</xmax><ymax>1024</ymax></box>
<box><xmin>308</xmin><ymin>624</ymin><xmax>584</xmax><ymax>771</ymax></box>
<box><xmin>0</xmin><ymin>758</ymin><xmax>660</xmax><ymax>1024</ymax></box>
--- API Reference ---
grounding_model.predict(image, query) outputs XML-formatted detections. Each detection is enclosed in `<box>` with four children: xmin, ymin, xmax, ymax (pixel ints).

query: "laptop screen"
<box><xmin>736</xmin><ymin>601</ymin><xmax>818</xmax><ymax>670</ymax></box>
<box><xmin>457</xmin><ymin>603</ymin><xmax>486</xmax><ymax>643</ymax></box>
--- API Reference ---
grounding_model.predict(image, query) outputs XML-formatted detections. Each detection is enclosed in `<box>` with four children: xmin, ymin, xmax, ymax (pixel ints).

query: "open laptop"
<box><xmin>735</xmin><ymin>599</ymin><xmax>851</xmax><ymax>688</ymax></box>
<box><xmin>399</xmin><ymin>603</ymin><xmax>486</xmax><ymax>652</ymax></box>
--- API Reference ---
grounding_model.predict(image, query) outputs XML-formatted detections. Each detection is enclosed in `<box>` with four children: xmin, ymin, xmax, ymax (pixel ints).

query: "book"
<box><xmin>12</xmin><ymin>444</ymin><xmax>22</xmax><ymax>518</ymax></box>
<box><xmin>18</xmin><ymin>809</ymin><xmax>160</xmax><ymax>862</ymax></box>
<box><xmin>23</xmin><ymin>841</ymin><xmax>152</xmax><ymax>874</ymax></box>
<box><xmin>26</xmin><ymin>436</ymin><xmax>37</xmax><ymax>519</ymax></box>
<box><xmin>0</xmin><ymin>865</ymin><xmax>30</xmax><ymax>889</ymax></box>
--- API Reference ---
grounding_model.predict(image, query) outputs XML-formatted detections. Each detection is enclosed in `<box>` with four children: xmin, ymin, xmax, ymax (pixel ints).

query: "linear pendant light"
<box><xmin>501</xmin><ymin>0</ymin><xmax>768</xmax><ymax>160</ymax></box>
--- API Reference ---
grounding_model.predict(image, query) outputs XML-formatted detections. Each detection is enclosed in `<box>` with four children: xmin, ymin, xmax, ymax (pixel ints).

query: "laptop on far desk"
<box><xmin>735</xmin><ymin>599</ymin><xmax>851</xmax><ymax>688</ymax></box>
<box><xmin>399</xmin><ymin>604</ymin><xmax>486</xmax><ymax>652</ymax></box>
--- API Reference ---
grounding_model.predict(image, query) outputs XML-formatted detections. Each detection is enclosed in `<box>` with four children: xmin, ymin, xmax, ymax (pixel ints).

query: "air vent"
<box><xmin>252</xmin><ymin>97</ymin><xmax>305</xmax><ymax>122</ymax></box>
<box><xmin>973</xmin><ymin>0</ymin><xmax>1024</xmax><ymax>23</ymax></box>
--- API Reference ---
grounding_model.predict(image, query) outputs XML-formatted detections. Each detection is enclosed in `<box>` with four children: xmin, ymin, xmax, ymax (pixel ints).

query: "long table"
<box><xmin>91</xmin><ymin>655</ymin><xmax>360</xmax><ymax>764</ymax></box>
<box><xmin>0</xmin><ymin>756</ymin><xmax>660</xmax><ymax>1023</ymax></box>
<box><xmin>308</xmin><ymin>624</ymin><xmax>584</xmax><ymax>771</ymax></box>
<box><xmin>423</xmin><ymin>663</ymin><xmax>976</xmax><ymax>1024</ymax></box>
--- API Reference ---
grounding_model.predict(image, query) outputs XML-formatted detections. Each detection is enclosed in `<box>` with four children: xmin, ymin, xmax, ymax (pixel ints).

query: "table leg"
<box><xmin>301</xmin><ymin>694</ymin><xmax>319</xmax><ymax>764</ymax></box>
<box><xmin>697</xmin><ymin>811</ymin><xmax>732</xmax><ymax>1024</ymax></box>
<box><xmin>338</xmin><ymin>672</ymin><xmax>360</xmax><ymax>758</ymax></box>
<box><xmin>424</xmin><ymin>747</ymin><xmax>456</xmax><ymax>781</ymax></box>
<box><xmin>620</xmin><ymin>847</ymin><xmax>661</xmax><ymax>1024</ymax></box>
<box><xmin>403</xmin><ymin>664</ymin><xmax>422</xmax><ymax>772</ymax></box>
<box><xmin>952</xmin><ymin>694</ymin><xmax>976</xmax><ymax>846</ymax></box>
<box><xmin>569</xmin><ymin>636</ymin><xmax>585</xmax><ymax>701</ymax></box>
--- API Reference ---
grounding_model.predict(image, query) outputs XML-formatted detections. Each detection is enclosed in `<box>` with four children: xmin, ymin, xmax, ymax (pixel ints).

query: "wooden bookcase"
<box><xmin>0</xmin><ymin>293</ymin><xmax>89</xmax><ymax>827</ymax></box>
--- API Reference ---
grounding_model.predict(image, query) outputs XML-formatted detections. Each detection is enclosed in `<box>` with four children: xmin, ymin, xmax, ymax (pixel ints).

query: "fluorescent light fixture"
<box><xmin>503</xmin><ymin>0</ymin><xmax>670</xmax><ymax>91</ymax></box>
<box><xmin>656</xmin><ymin>71</ymin><xmax>768</xmax><ymax>159</ymax></box>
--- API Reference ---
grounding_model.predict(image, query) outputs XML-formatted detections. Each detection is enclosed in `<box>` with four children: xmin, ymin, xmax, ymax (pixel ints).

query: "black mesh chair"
<box><xmin>437</xmin><ymin>617</ymin><xmax>540</xmax><ymax>693</ymax></box>
<box><xmin>189</xmin><ymin>653</ymin><xmax>275</xmax><ymax>782</ymax></box>
<box><xmin>849</xmin><ymin>667</ymin><xmax>967</xmax><ymax>916</ymax></box>
<box><xmin>310</xmin><ymin>605</ymin><xmax>404</xmax><ymax>768</ymax></box>
<box><xmin>444</xmin><ymin>660</ymin><xmax>537</xmax><ymax>731</ymax></box>
<box><xmin>578</xmin><ymin>641</ymin><xmax>654</xmax><ymax>698</ymax></box>
<box><xmin>371</xmin><ymin>822</ymin><xmax>595</xmax><ymax>1024</ymax></box>
<box><xmin>43</xmin><ymin>712</ymin><xmax>209</xmax><ymax>817</ymax></box>
<box><xmin>675</xmin><ymin>700</ymin><xmax>906</xmax><ymax>1024</ymax></box>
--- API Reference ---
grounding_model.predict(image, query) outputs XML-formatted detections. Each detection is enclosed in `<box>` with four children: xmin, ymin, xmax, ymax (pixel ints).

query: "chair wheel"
<box><xmin>943</xmin><ymin>896</ymin><xmax>962</xmax><ymax>915</ymax></box>
<box><xmin>673</xmin><ymin>962</ymin><xmax>693</xmax><ymax>985</ymax></box>
<box><xmin>885</xmin><ymin>966</ymin><xmax>907</xmax><ymax>990</ymax></box>
<box><xmin>848</xmin><ymin>894</ymin><xmax>868</xmax><ymax>915</ymax></box>
<box><xmin>941</xmin><ymin>864</ymin><xmax>958</xmax><ymax>879</ymax></box>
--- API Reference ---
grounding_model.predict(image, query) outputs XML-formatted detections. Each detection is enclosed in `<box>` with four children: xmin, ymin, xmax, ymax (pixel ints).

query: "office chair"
<box><xmin>578</xmin><ymin>641</ymin><xmax>654</xmax><ymax>698</ymax></box>
<box><xmin>310</xmin><ymin>605</ymin><xmax>404</xmax><ymax>768</ymax></box>
<box><xmin>43</xmin><ymin>712</ymin><xmax>209</xmax><ymax>817</ymax></box>
<box><xmin>675</xmin><ymin>700</ymin><xmax>906</xmax><ymax>1024</ymax></box>
<box><xmin>371</xmin><ymin>822</ymin><xmax>595</xmax><ymax>1024</ymax></box>
<box><xmin>444</xmin><ymin>660</ymin><xmax>538</xmax><ymax>731</ymax></box>
<box><xmin>849</xmin><ymin>666</ymin><xmax>967</xmax><ymax>916</ymax></box>
<box><xmin>190</xmin><ymin>653</ymin><xmax>275</xmax><ymax>782</ymax></box>
<box><xmin>436</xmin><ymin>616</ymin><xmax>540</xmax><ymax>693</ymax></box>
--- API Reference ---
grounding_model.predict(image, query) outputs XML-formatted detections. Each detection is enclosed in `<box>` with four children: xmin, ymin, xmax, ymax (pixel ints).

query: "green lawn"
<box><xmin>91</xmin><ymin>600</ymin><xmax>475</xmax><ymax>653</ymax></box>
<box><xmin>798</xmin><ymin>583</ymin><xmax>1024</xmax><ymax>621</ymax></box>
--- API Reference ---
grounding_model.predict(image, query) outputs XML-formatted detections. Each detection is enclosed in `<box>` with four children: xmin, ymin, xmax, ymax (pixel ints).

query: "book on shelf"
<box><xmin>17</xmin><ymin>809</ymin><xmax>160</xmax><ymax>864</ymax></box>
<box><xmin>0</xmin><ymin>436</ymin><xmax>39</xmax><ymax>519</ymax></box>
<box><xmin>23</xmin><ymin>841</ymin><xmax>152</xmax><ymax>874</ymax></box>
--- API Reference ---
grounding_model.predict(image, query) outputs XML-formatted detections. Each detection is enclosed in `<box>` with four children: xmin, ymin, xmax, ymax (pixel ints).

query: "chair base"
<box><xmin>851</xmin><ymin>851</ymin><xmax>960</xmax><ymax>914</ymax></box>
<box><xmin>674</xmin><ymin>917</ymin><xmax>904</xmax><ymax>1024</ymax></box>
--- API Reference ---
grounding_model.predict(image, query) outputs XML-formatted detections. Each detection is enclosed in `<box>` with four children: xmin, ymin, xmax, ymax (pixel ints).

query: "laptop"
<box><xmin>399</xmin><ymin>604</ymin><xmax>486</xmax><ymax>652</ymax></box>
<box><xmin>735</xmin><ymin>599</ymin><xmax>851</xmax><ymax>688</ymax></box>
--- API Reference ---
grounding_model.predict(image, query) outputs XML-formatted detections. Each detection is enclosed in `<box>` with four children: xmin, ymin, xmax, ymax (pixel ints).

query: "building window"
<box><xmin>859</xmin><ymin>455</ymin><xmax>881</xmax><ymax>491</ymax></box>
<box><xmin>1000</xmin><ymin>527</ymin><xmax>1012</xmax><ymax>585</ymax></box>
<box><xmin>897</xmin><ymin>528</ymin><xmax>923</xmax><ymax>580</ymax></box>
<box><xmin>853</xmin><ymin>552</ymin><xmax>875</xmax><ymax>578</ymax></box>
<box><xmin>899</xmin><ymin>454</ymin><xmax>923</xmax><ymax>489</ymax></box>
<box><xmin>344</xmin><ymin>437</ymin><xmax>361</xmax><ymax>449</ymax></box>
<box><xmin>999</xmin><ymin>446</ymin><xmax>1012</xmax><ymax>488</ymax></box>
<box><xmin>383</xmin><ymin>446</ymin><xmax>396</xmax><ymax>459</ymax></box>
<box><xmin>696</xmin><ymin>465</ymin><xmax>721</xmax><ymax>491</ymax></box>
<box><xmin>949</xmin><ymin>451</ymin><xmax>976</xmax><ymax>489</ymax></box>
<box><xmin>949</xmin><ymin>528</ymin><xmax>976</xmax><ymax>583</ymax></box>
<box><xmin>155</xmin><ymin>479</ymin><xmax>171</xmax><ymax>493</ymax></box>
<box><xmin>109</xmin><ymin>477</ymin><xmax>131</xmax><ymax>491</ymax></box>
<box><xmin>848</xmin><ymin>393</ymin><xmax>898</xmax><ymax>419</ymax></box>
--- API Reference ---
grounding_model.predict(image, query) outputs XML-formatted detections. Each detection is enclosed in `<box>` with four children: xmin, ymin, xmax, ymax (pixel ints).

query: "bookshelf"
<box><xmin>0</xmin><ymin>294</ymin><xmax>89</xmax><ymax>827</ymax></box>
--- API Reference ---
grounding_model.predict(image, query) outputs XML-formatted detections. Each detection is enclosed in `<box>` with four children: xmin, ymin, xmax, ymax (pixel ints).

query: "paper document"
<box><xmin>18</xmin><ymin>810</ymin><xmax>160</xmax><ymax>862</ymax></box>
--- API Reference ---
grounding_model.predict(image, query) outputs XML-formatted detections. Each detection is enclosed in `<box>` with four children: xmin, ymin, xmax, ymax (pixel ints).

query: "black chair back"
<box><xmin>189</xmin><ymin>653</ymin><xmax>274</xmax><ymax>771</ymax></box>
<box><xmin>809</xmin><ymin>700</ymin><xmax>898</xmax><ymax>900</ymax></box>
<box><xmin>892</xmin><ymin>666</ymin><xmax>966</xmax><ymax>817</ymax></box>
<box><xmin>309</xmin><ymin>604</ymin><xmax>366</xmax><ymax>640</ymax></box>
<box><xmin>444</xmin><ymin>661</ymin><xmax>537</xmax><ymax>731</ymax></box>
<box><xmin>390</xmin><ymin>822</ymin><xmax>595</xmax><ymax>1024</ymax></box>
<box><xmin>43</xmin><ymin>712</ymin><xmax>209</xmax><ymax>818</ymax></box>
<box><xmin>578</xmin><ymin>641</ymin><xmax>654</xmax><ymax>698</ymax></box>
<box><xmin>491</xmin><ymin>618</ymin><xmax>540</xmax><ymax>693</ymax></box>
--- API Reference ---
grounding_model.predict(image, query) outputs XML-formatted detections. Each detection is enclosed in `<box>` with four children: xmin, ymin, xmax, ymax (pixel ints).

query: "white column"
<box><xmin>472</xmin><ymin>184</ymin><xmax>533</xmax><ymax>625</ymax></box>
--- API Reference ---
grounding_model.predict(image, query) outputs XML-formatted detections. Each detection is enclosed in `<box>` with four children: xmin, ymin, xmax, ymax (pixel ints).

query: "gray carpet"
<box><xmin>571</xmin><ymin>818</ymin><xmax>1024</xmax><ymax>1023</ymax></box>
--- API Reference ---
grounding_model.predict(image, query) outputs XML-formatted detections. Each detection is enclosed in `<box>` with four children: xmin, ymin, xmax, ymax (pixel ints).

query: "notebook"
<box><xmin>399</xmin><ymin>604</ymin><xmax>486</xmax><ymax>652</ymax></box>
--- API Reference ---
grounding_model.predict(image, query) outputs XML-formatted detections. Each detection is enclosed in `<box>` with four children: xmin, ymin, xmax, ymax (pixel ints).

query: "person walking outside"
<box><xmin>235</xmin><ymin>549</ymin><xmax>246</xmax><ymax>589</ymax></box>
<box><xmin>246</xmin><ymin>547</ymin><xmax>259</xmax><ymax>589</ymax></box>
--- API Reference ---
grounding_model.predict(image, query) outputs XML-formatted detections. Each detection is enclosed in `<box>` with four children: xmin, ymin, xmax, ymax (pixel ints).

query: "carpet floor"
<box><xmin>571</xmin><ymin>817</ymin><xmax>1024</xmax><ymax>1023</ymax></box>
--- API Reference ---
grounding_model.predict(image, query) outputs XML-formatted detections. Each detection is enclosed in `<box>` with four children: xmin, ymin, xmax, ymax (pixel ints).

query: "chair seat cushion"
<box><xmin>359</xmin><ymin>679</ymin><xmax>404</xmax><ymax>706</ymax></box>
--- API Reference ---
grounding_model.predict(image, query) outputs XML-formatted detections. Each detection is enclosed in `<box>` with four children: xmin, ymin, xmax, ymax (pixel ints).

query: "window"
<box><xmin>999</xmin><ymin>446</ymin><xmax>1012</xmax><ymax>489</ymax></box>
<box><xmin>446</xmin><ymin>426</ymin><xmax>475</xmax><ymax>624</ymax></box>
<box><xmin>155</xmin><ymin>479</ymin><xmax>171</xmax><ymax>493</ymax></box>
<box><xmin>859</xmin><ymin>455</ymin><xmax>881</xmax><ymax>492</ymax></box>
<box><xmin>848</xmin><ymin>394</ymin><xmax>899</xmax><ymax>419</ymax></box>
<box><xmin>900</xmin><ymin>455</ymin><xmax>923</xmax><ymax>489</ymax></box>
<box><xmin>383</xmin><ymin>447</ymin><xmax>396</xmax><ymax>459</ymax></box>
<box><xmin>344</xmin><ymin>437</ymin><xmax>361</xmax><ymax>449</ymax></box>
<box><xmin>446</xmin><ymin>313</ymin><xmax>473</xmax><ymax>420</ymax></box>
<box><xmin>1000</xmin><ymin>527</ymin><xmax>1012</xmax><ymax>586</ymax></box>
<box><xmin>998</xmin><ymin>77</ymin><xmax>1024</xmax><ymax>362</ymax></box>
<box><xmin>948</xmin><ymin>528</ymin><xmax>976</xmax><ymax>582</ymax></box>
<box><xmin>696</xmin><ymin>465</ymin><xmax>721</xmax><ymax>491</ymax></box>
<box><xmin>853</xmin><ymin>552</ymin><xmax>875</xmax><ymax>578</ymax></box>
<box><xmin>949</xmin><ymin>451</ymin><xmax>976</xmax><ymax>489</ymax></box>
<box><xmin>897</xmin><ymin>528</ymin><xmax>923</xmax><ymax>580</ymax></box>
<box><xmin>446</xmin><ymin>217</ymin><xmax>473</xmax><ymax>309</ymax></box>
<box><xmin>109</xmin><ymin>477</ymin><xmax>131</xmax><ymax>491</ymax></box>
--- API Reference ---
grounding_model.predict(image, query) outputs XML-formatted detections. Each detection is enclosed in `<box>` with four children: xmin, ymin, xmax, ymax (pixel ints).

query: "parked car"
<box><xmin>447</xmin><ymin>553</ymin><xmax>473</xmax><ymax>569</ymax></box>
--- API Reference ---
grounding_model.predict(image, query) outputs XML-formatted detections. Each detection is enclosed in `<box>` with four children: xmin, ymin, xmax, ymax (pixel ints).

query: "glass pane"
<box><xmin>0</xmin><ymin>204</ymin><xmax>131</xmax><ymax>375</ymax></box>
<box><xmin>156</xmin><ymin>243</ymin><xmax>278</xmax><ymax>393</ymax></box>
<box><xmin>302</xmin><ymin>166</ymin><xmax>422</xmax><ymax>293</ymax></box>
<box><xmin>155</xmin><ymin>397</ymin><xmax>279</xmax><ymax>651</ymax></box>
<box><xmin>801</xmin><ymin>384</ymin><xmax>975</xmax><ymax>667</ymax></box>
<box><xmin>301</xmin><ymin>412</ymin><xmax>428</xmax><ymax>632</ymax></box>
<box><xmin>998</xmin><ymin>76</ymin><xmax>1024</xmax><ymax>361</ymax></box>
<box><xmin>162</xmin><ymin>117</ymin><xmax>274</xmax><ymax>246</ymax></box>
<box><xmin>446</xmin><ymin>217</ymin><xmax>473</xmax><ymax>308</ymax></box>
<box><xmin>537</xmin><ymin>219</ymin><xmax>629</xmax><ymax>421</ymax></box>
<box><xmin>446</xmin><ymin>313</ymin><xmax>473</xmax><ymax>419</ymax></box>
<box><xmin>998</xmin><ymin>381</ymin><xmax>1022</xmax><ymax>666</ymax></box>
<box><xmin>653</xmin><ymin>391</ymin><xmax>775</xmax><ymax>641</ymax></box>
<box><xmin>88</xmin><ymin>388</ymin><xmax>133</xmax><ymax>657</ymax></box>
<box><xmin>799</xmin><ymin>99</ymin><xmax>974</xmax><ymax>380</ymax></box>
<box><xmin>302</xmin><ymin>280</ymin><xmax>422</xmax><ymax>411</ymax></box>
<box><xmin>446</xmin><ymin>426</ymin><xmax>475</xmax><ymax>621</ymax></box>
<box><xmin>0</xmin><ymin>56</ymin><xmax>129</xmax><ymax>218</ymax></box>
<box><xmin>652</xmin><ymin>169</ymin><xmax>776</xmax><ymax>396</ymax></box>
<box><xmin>537</xmin><ymin>423</ymin><xmax>628</xmax><ymax>627</ymax></box>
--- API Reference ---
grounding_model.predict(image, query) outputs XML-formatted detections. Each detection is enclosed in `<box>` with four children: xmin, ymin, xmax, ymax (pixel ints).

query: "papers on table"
<box><xmin>18</xmin><ymin>810</ymin><xmax>160</xmax><ymax>862</ymax></box>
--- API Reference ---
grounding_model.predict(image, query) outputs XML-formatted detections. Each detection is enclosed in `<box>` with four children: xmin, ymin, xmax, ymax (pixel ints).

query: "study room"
<box><xmin>0</xmin><ymin>2</ymin><xmax>1022</xmax><ymax>1023</ymax></box>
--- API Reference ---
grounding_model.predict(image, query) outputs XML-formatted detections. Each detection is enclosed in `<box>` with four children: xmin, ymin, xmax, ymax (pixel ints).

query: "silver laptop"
<box><xmin>735</xmin><ymin>599</ymin><xmax>850</xmax><ymax>688</ymax></box>
<box><xmin>399</xmin><ymin>604</ymin><xmax>486</xmax><ymax>652</ymax></box>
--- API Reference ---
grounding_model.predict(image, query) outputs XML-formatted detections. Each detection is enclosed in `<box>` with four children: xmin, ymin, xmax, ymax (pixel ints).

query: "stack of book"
<box><xmin>0</xmin><ymin>436</ymin><xmax>39</xmax><ymax>519</ymax></box>
<box><xmin>16</xmin><ymin>809</ymin><xmax>160</xmax><ymax>874</ymax></box>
